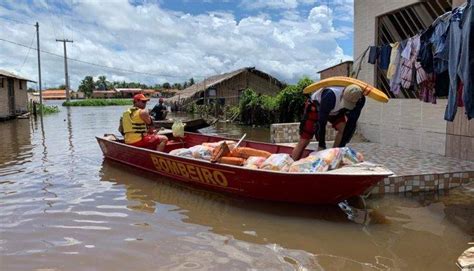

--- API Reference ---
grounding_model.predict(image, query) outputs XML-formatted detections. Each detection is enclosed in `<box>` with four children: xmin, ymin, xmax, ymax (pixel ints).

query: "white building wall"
<box><xmin>354</xmin><ymin>0</ymin><xmax>451</xmax><ymax>156</ymax></box>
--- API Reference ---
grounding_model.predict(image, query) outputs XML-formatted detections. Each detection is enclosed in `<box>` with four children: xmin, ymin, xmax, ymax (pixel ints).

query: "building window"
<box><xmin>19</xmin><ymin>80</ymin><xmax>23</xmax><ymax>90</ymax></box>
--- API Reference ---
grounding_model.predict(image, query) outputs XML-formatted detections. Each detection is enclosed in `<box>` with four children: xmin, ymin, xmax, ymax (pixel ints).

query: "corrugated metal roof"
<box><xmin>0</xmin><ymin>69</ymin><xmax>36</xmax><ymax>82</ymax></box>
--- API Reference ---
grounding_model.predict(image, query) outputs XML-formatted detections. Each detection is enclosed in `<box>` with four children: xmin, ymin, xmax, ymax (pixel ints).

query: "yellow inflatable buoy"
<box><xmin>303</xmin><ymin>76</ymin><xmax>389</xmax><ymax>103</ymax></box>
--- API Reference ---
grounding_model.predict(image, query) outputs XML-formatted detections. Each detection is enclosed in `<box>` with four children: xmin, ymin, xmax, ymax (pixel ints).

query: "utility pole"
<box><xmin>56</xmin><ymin>39</ymin><xmax>73</xmax><ymax>102</ymax></box>
<box><xmin>35</xmin><ymin>22</ymin><xmax>43</xmax><ymax>113</ymax></box>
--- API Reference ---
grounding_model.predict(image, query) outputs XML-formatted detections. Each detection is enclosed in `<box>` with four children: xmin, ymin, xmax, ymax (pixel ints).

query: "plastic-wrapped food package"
<box><xmin>260</xmin><ymin>153</ymin><xmax>294</xmax><ymax>172</ymax></box>
<box><xmin>309</xmin><ymin>148</ymin><xmax>344</xmax><ymax>169</ymax></box>
<box><xmin>289</xmin><ymin>156</ymin><xmax>329</xmax><ymax>173</ymax></box>
<box><xmin>341</xmin><ymin>147</ymin><xmax>364</xmax><ymax>165</ymax></box>
<box><xmin>169</xmin><ymin>148</ymin><xmax>193</xmax><ymax>157</ymax></box>
<box><xmin>202</xmin><ymin>140</ymin><xmax>236</xmax><ymax>150</ymax></box>
<box><xmin>243</xmin><ymin>156</ymin><xmax>267</xmax><ymax>169</ymax></box>
<box><xmin>188</xmin><ymin>145</ymin><xmax>213</xmax><ymax>161</ymax></box>
<box><xmin>230</xmin><ymin>147</ymin><xmax>271</xmax><ymax>159</ymax></box>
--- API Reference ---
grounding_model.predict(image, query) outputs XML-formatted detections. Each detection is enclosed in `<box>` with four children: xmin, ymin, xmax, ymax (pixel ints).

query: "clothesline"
<box><xmin>360</xmin><ymin>0</ymin><xmax>472</xmax><ymax>121</ymax></box>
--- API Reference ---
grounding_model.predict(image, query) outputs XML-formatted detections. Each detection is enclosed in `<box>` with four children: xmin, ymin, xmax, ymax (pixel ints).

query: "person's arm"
<box><xmin>139</xmin><ymin>109</ymin><xmax>155</xmax><ymax>134</ymax></box>
<box><xmin>317</xmin><ymin>90</ymin><xmax>336</xmax><ymax>149</ymax></box>
<box><xmin>340</xmin><ymin>96</ymin><xmax>366</xmax><ymax>147</ymax></box>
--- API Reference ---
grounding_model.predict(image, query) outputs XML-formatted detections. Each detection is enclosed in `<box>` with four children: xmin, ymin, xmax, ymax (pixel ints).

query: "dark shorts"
<box><xmin>299</xmin><ymin>111</ymin><xmax>347</xmax><ymax>140</ymax></box>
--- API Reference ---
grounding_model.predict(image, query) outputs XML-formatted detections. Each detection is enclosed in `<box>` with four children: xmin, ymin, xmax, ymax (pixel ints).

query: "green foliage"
<box><xmin>275</xmin><ymin>77</ymin><xmax>313</xmax><ymax>123</ymax></box>
<box><xmin>78</xmin><ymin>76</ymin><xmax>95</xmax><ymax>98</ymax></box>
<box><xmin>239</xmin><ymin>89</ymin><xmax>277</xmax><ymax>126</ymax></box>
<box><xmin>95</xmin><ymin>75</ymin><xmax>112</xmax><ymax>90</ymax></box>
<box><xmin>31</xmin><ymin>103</ymin><xmax>60</xmax><ymax>114</ymax></box>
<box><xmin>62</xmin><ymin>99</ymin><xmax>133</xmax><ymax>106</ymax></box>
<box><xmin>237</xmin><ymin>77</ymin><xmax>313</xmax><ymax>125</ymax></box>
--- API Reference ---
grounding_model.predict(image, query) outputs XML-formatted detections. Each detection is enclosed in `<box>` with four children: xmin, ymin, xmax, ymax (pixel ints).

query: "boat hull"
<box><xmin>97</xmin><ymin>134</ymin><xmax>389</xmax><ymax>204</ymax></box>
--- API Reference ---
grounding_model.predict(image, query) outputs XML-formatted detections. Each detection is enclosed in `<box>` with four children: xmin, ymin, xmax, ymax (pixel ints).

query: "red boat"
<box><xmin>96</xmin><ymin>132</ymin><xmax>392</xmax><ymax>205</ymax></box>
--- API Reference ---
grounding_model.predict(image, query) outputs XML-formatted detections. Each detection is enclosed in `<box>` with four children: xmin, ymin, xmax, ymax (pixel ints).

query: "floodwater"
<box><xmin>1</xmin><ymin>100</ymin><xmax>472</xmax><ymax>270</ymax></box>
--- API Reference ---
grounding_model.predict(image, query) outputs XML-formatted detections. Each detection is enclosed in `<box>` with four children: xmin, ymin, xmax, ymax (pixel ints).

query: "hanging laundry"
<box><xmin>445</xmin><ymin>6</ymin><xmax>464</xmax><ymax>121</ymax></box>
<box><xmin>419</xmin><ymin>73</ymin><xmax>436</xmax><ymax>104</ymax></box>
<box><xmin>387</xmin><ymin>42</ymin><xmax>400</xmax><ymax>79</ymax></box>
<box><xmin>417</xmin><ymin>26</ymin><xmax>435</xmax><ymax>73</ymax></box>
<box><xmin>378</xmin><ymin>44</ymin><xmax>392</xmax><ymax>70</ymax></box>
<box><xmin>431</xmin><ymin>15</ymin><xmax>452</xmax><ymax>74</ymax></box>
<box><xmin>390</xmin><ymin>40</ymin><xmax>407</xmax><ymax>95</ymax></box>
<box><xmin>367</xmin><ymin>46</ymin><xmax>379</xmax><ymax>64</ymax></box>
<box><xmin>400</xmin><ymin>35</ymin><xmax>423</xmax><ymax>89</ymax></box>
<box><xmin>458</xmin><ymin>0</ymin><xmax>473</xmax><ymax>119</ymax></box>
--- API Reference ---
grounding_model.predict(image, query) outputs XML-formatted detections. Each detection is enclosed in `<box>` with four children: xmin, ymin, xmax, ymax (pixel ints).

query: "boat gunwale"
<box><xmin>97</xmin><ymin>135</ymin><xmax>394</xmax><ymax>177</ymax></box>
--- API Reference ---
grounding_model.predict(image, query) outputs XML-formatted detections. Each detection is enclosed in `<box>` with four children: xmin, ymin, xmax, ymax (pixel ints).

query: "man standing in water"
<box><xmin>119</xmin><ymin>94</ymin><xmax>168</xmax><ymax>151</ymax></box>
<box><xmin>291</xmin><ymin>85</ymin><xmax>365</xmax><ymax>160</ymax></box>
<box><xmin>151</xmin><ymin>98</ymin><xmax>168</xmax><ymax>120</ymax></box>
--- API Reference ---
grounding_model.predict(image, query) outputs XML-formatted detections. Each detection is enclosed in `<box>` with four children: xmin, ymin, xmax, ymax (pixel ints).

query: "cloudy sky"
<box><xmin>0</xmin><ymin>0</ymin><xmax>354</xmax><ymax>89</ymax></box>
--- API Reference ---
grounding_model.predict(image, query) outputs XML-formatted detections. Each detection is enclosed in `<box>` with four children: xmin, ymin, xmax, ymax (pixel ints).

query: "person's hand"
<box><xmin>148</xmin><ymin>127</ymin><xmax>156</xmax><ymax>134</ymax></box>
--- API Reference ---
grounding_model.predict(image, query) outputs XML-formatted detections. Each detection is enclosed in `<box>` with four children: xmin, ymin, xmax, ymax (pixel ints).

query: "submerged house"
<box><xmin>0</xmin><ymin>69</ymin><xmax>35</xmax><ymax>120</ymax></box>
<box><xmin>169</xmin><ymin>67</ymin><xmax>285</xmax><ymax>106</ymax></box>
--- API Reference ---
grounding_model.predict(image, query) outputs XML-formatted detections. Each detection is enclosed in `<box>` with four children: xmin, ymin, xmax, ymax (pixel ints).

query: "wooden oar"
<box><xmin>235</xmin><ymin>133</ymin><xmax>247</xmax><ymax>148</ymax></box>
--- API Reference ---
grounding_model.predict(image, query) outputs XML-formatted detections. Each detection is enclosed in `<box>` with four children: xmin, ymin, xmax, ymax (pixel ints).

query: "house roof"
<box><xmin>168</xmin><ymin>67</ymin><xmax>284</xmax><ymax>101</ymax></box>
<box><xmin>317</xmin><ymin>60</ymin><xmax>353</xmax><ymax>74</ymax></box>
<box><xmin>93</xmin><ymin>90</ymin><xmax>116</xmax><ymax>94</ymax></box>
<box><xmin>43</xmin><ymin>89</ymin><xmax>67</xmax><ymax>95</ymax></box>
<box><xmin>114</xmin><ymin>88</ymin><xmax>143</xmax><ymax>93</ymax></box>
<box><xmin>0</xmin><ymin>69</ymin><xmax>36</xmax><ymax>82</ymax></box>
<box><xmin>42</xmin><ymin>90</ymin><xmax>67</xmax><ymax>99</ymax></box>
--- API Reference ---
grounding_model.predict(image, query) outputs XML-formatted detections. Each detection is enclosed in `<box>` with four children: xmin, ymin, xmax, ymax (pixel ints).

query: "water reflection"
<box><xmin>0</xmin><ymin>119</ymin><xmax>33</xmax><ymax>174</ymax></box>
<box><xmin>99</xmin><ymin>160</ymin><xmax>383</xmax><ymax>246</ymax></box>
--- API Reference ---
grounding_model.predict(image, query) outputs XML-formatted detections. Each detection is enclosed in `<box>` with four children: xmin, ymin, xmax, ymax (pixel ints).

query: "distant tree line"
<box><xmin>77</xmin><ymin>75</ymin><xmax>195</xmax><ymax>98</ymax></box>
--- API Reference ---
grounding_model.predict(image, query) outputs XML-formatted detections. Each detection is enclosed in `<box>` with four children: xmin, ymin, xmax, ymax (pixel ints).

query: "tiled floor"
<box><xmin>283</xmin><ymin>141</ymin><xmax>474</xmax><ymax>194</ymax></box>
<box><xmin>298</xmin><ymin>142</ymin><xmax>474</xmax><ymax>176</ymax></box>
<box><xmin>346</xmin><ymin>142</ymin><xmax>474</xmax><ymax>176</ymax></box>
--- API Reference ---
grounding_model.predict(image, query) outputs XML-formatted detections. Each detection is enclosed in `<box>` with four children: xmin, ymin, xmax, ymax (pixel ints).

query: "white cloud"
<box><xmin>0</xmin><ymin>1</ymin><xmax>352</xmax><ymax>90</ymax></box>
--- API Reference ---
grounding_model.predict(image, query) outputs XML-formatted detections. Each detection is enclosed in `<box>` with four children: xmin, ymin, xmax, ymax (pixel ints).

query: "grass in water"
<box><xmin>62</xmin><ymin>99</ymin><xmax>133</xmax><ymax>106</ymax></box>
<box><xmin>37</xmin><ymin>104</ymin><xmax>60</xmax><ymax>114</ymax></box>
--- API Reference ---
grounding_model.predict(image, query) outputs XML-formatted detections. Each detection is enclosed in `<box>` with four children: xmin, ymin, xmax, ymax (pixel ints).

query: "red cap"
<box><xmin>133</xmin><ymin>93</ymin><xmax>150</xmax><ymax>102</ymax></box>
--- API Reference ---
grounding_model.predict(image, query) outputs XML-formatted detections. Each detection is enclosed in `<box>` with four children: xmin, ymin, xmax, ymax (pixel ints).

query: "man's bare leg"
<box><xmin>157</xmin><ymin>139</ymin><xmax>167</xmax><ymax>152</ymax></box>
<box><xmin>333</xmin><ymin>122</ymin><xmax>346</xmax><ymax>148</ymax></box>
<box><xmin>291</xmin><ymin>138</ymin><xmax>311</xmax><ymax>161</ymax></box>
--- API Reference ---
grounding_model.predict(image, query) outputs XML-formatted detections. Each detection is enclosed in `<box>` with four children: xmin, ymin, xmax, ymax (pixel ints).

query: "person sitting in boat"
<box><xmin>119</xmin><ymin>94</ymin><xmax>168</xmax><ymax>151</ymax></box>
<box><xmin>291</xmin><ymin>84</ymin><xmax>365</xmax><ymax>160</ymax></box>
<box><xmin>150</xmin><ymin>98</ymin><xmax>168</xmax><ymax>120</ymax></box>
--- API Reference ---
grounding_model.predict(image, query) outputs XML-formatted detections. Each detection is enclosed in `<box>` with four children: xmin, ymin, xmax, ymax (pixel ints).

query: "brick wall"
<box><xmin>0</xmin><ymin>78</ymin><xmax>8</xmax><ymax>118</ymax></box>
<box><xmin>216</xmin><ymin>71</ymin><xmax>282</xmax><ymax>106</ymax></box>
<box><xmin>319</xmin><ymin>62</ymin><xmax>352</xmax><ymax>80</ymax></box>
<box><xmin>247</xmin><ymin>71</ymin><xmax>281</xmax><ymax>96</ymax></box>
<box><xmin>270</xmin><ymin>122</ymin><xmax>336</xmax><ymax>143</ymax></box>
<box><xmin>14</xmin><ymin>80</ymin><xmax>28</xmax><ymax>113</ymax></box>
<box><xmin>0</xmin><ymin>78</ymin><xmax>28</xmax><ymax>119</ymax></box>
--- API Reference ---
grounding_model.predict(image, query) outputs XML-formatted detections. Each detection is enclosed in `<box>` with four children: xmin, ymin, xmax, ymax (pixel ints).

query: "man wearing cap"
<box><xmin>119</xmin><ymin>94</ymin><xmax>168</xmax><ymax>151</ymax></box>
<box><xmin>150</xmin><ymin>98</ymin><xmax>168</xmax><ymax>120</ymax></box>
<box><xmin>291</xmin><ymin>84</ymin><xmax>365</xmax><ymax>160</ymax></box>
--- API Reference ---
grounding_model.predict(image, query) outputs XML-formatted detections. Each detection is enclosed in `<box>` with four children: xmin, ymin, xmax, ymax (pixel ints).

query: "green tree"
<box><xmin>162</xmin><ymin>82</ymin><xmax>171</xmax><ymax>89</ymax></box>
<box><xmin>276</xmin><ymin>77</ymin><xmax>313</xmax><ymax>123</ymax></box>
<box><xmin>188</xmin><ymin>78</ymin><xmax>195</xmax><ymax>86</ymax></box>
<box><xmin>78</xmin><ymin>76</ymin><xmax>95</xmax><ymax>98</ymax></box>
<box><xmin>95</xmin><ymin>75</ymin><xmax>110</xmax><ymax>90</ymax></box>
